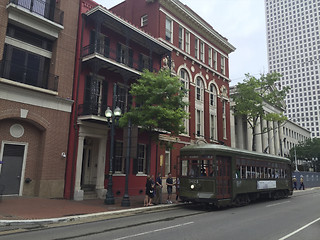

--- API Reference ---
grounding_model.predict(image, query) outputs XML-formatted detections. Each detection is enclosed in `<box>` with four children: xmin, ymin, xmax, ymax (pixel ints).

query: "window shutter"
<box><xmin>116</xmin><ymin>43</ymin><xmax>121</xmax><ymax>62</ymax></box>
<box><xmin>101</xmin><ymin>81</ymin><xmax>108</xmax><ymax>114</ymax></box>
<box><xmin>89</xmin><ymin>30</ymin><xmax>96</xmax><ymax>54</ymax></box>
<box><xmin>145</xmin><ymin>144</ymin><xmax>150</xmax><ymax>175</ymax></box>
<box><xmin>104</xmin><ymin>37</ymin><xmax>110</xmax><ymax>58</ymax></box>
<box><xmin>138</xmin><ymin>54</ymin><xmax>143</xmax><ymax>71</ymax></box>
<box><xmin>128</xmin><ymin>49</ymin><xmax>133</xmax><ymax>67</ymax></box>
<box><xmin>132</xmin><ymin>158</ymin><xmax>138</xmax><ymax>175</ymax></box>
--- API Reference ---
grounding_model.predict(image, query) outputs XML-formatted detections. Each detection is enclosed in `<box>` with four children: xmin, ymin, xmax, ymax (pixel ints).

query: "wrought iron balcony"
<box><xmin>78</xmin><ymin>101</ymin><xmax>109</xmax><ymax>117</ymax></box>
<box><xmin>8</xmin><ymin>0</ymin><xmax>64</xmax><ymax>25</ymax></box>
<box><xmin>82</xmin><ymin>43</ymin><xmax>157</xmax><ymax>73</ymax></box>
<box><xmin>0</xmin><ymin>59</ymin><xmax>59</xmax><ymax>91</ymax></box>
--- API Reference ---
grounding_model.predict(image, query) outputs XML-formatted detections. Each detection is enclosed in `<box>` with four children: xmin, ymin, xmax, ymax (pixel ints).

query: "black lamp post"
<box><xmin>121</xmin><ymin>119</ymin><xmax>131</xmax><ymax>206</ymax></box>
<box><xmin>105</xmin><ymin>84</ymin><xmax>122</xmax><ymax>205</ymax></box>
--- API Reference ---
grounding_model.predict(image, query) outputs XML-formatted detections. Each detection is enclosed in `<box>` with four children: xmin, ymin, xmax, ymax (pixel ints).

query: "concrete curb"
<box><xmin>0</xmin><ymin>203</ymin><xmax>184</xmax><ymax>226</ymax></box>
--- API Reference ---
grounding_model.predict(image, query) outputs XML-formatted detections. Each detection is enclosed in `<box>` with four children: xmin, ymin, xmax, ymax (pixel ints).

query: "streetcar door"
<box><xmin>216</xmin><ymin>156</ymin><xmax>231</xmax><ymax>199</ymax></box>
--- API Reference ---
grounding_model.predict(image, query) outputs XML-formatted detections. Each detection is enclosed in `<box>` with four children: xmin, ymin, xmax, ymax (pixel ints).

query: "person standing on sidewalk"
<box><xmin>299</xmin><ymin>176</ymin><xmax>305</xmax><ymax>190</ymax></box>
<box><xmin>154</xmin><ymin>173</ymin><xmax>163</xmax><ymax>204</ymax></box>
<box><xmin>292</xmin><ymin>176</ymin><xmax>297</xmax><ymax>190</ymax></box>
<box><xmin>166</xmin><ymin>173</ymin><xmax>174</xmax><ymax>204</ymax></box>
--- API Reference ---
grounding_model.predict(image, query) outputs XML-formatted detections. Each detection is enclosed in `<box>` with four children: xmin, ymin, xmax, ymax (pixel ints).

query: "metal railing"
<box><xmin>9</xmin><ymin>0</ymin><xmax>64</xmax><ymax>25</ymax></box>
<box><xmin>82</xmin><ymin>43</ymin><xmax>158</xmax><ymax>73</ymax></box>
<box><xmin>0</xmin><ymin>59</ymin><xmax>59</xmax><ymax>91</ymax></box>
<box><xmin>78</xmin><ymin>101</ymin><xmax>109</xmax><ymax>117</ymax></box>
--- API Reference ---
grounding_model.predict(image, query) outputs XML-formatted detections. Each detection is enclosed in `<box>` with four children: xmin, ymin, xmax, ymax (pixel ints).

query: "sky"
<box><xmin>94</xmin><ymin>0</ymin><xmax>268</xmax><ymax>85</ymax></box>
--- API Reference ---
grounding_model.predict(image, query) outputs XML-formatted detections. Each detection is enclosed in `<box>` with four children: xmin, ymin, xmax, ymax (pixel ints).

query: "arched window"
<box><xmin>180</xmin><ymin>69</ymin><xmax>189</xmax><ymax>91</ymax></box>
<box><xmin>196</xmin><ymin>77</ymin><xmax>204</xmax><ymax>102</ymax></box>
<box><xmin>209</xmin><ymin>83</ymin><xmax>217</xmax><ymax>141</ymax></box>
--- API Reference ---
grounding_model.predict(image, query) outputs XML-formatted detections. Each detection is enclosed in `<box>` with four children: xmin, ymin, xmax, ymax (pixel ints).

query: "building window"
<box><xmin>213</xmin><ymin>50</ymin><xmax>217</xmax><ymax>70</ymax></box>
<box><xmin>221</xmin><ymin>56</ymin><xmax>226</xmax><ymax>75</ymax></box>
<box><xmin>196</xmin><ymin>109</ymin><xmax>202</xmax><ymax>137</ymax></box>
<box><xmin>115</xmin><ymin>84</ymin><xmax>129</xmax><ymax>113</ymax></box>
<box><xmin>114</xmin><ymin>141</ymin><xmax>124</xmax><ymax>173</ymax></box>
<box><xmin>139</xmin><ymin>54</ymin><xmax>151</xmax><ymax>71</ymax></box>
<box><xmin>222</xmin><ymin>100</ymin><xmax>227</xmax><ymax>139</ymax></box>
<box><xmin>137</xmin><ymin>144</ymin><xmax>146</xmax><ymax>173</ymax></box>
<box><xmin>179</xmin><ymin>26</ymin><xmax>184</xmax><ymax>50</ymax></box>
<box><xmin>196</xmin><ymin>77</ymin><xmax>204</xmax><ymax>102</ymax></box>
<box><xmin>208</xmin><ymin>47</ymin><xmax>213</xmax><ymax>67</ymax></box>
<box><xmin>209</xmin><ymin>83</ymin><xmax>217</xmax><ymax>141</ymax></box>
<box><xmin>166</xmin><ymin>18</ymin><xmax>173</xmax><ymax>42</ymax></box>
<box><xmin>141</xmin><ymin>14</ymin><xmax>148</xmax><ymax>27</ymax></box>
<box><xmin>185</xmin><ymin>31</ymin><xmax>190</xmax><ymax>54</ymax></box>
<box><xmin>195</xmin><ymin>38</ymin><xmax>199</xmax><ymax>59</ymax></box>
<box><xmin>180</xmin><ymin>69</ymin><xmax>189</xmax><ymax>134</ymax></box>
<box><xmin>117</xmin><ymin>43</ymin><xmax>133</xmax><ymax>67</ymax></box>
<box><xmin>200</xmin><ymin>42</ymin><xmax>205</xmax><ymax>62</ymax></box>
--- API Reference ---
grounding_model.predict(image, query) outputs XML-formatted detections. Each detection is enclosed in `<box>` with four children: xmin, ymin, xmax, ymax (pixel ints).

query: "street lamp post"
<box><xmin>105</xmin><ymin>84</ymin><xmax>122</xmax><ymax>205</ymax></box>
<box><xmin>121</xmin><ymin>119</ymin><xmax>131</xmax><ymax>206</ymax></box>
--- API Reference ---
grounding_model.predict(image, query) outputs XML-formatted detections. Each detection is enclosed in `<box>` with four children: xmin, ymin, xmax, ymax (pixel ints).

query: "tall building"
<box><xmin>111</xmin><ymin>0</ymin><xmax>235</xmax><ymax>179</ymax></box>
<box><xmin>265</xmin><ymin>0</ymin><xmax>320</xmax><ymax>138</ymax></box>
<box><xmin>0</xmin><ymin>0</ymin><xmax>79</xmax><ymax>198</ymax></box>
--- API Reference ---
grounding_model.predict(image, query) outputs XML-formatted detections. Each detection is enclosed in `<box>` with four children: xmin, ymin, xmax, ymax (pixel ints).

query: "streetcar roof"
<box><xmin>180</xmin><ymin>144</ymin><xmax>291</xmax><ymax>163</ymax></box>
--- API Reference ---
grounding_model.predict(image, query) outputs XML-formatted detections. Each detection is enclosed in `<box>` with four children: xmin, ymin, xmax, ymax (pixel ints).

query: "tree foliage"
<box><xmin>289</xmin><ymin>138</ymin><xmax>320</xmax><ymax>172</ymax></box>
<box><xmin>232</xmin><ymin>72</ymin><xmax>290</xmax><ymax>151</ymax></box>
<box><xmin>119</xmin><ymin>69</ymin><xmax>189</xmax><ymax>137</ymax></box>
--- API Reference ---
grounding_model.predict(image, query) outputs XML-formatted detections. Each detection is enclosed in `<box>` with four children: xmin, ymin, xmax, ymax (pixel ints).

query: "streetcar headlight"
<box><xmin>190</xmin><ymin>184</ymin><xmax>195</xmax><ymax>190</ymax></box>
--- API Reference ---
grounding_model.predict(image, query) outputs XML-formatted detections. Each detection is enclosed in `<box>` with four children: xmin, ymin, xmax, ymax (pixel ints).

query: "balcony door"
<box><xmin>18</xmin><ymin>0</ymin><xmax>53</xmax><ymax>19</ymax></box>
<box><xmin>3</xmin><ymin>45</ymin><xmax>49</xmax><ymax>88</ymax></box>
<box><xmin>84</xmin><ymin>75</ymin><xmax>108</xmax><ymax>116</ymax></box>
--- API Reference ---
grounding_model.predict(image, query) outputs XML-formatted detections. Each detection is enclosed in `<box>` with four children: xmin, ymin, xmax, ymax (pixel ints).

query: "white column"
<box><xmin>247</xmin><ymin>120</ymin><xmax>252</xmax><ymax>151</ymax></box>
<box><xmin>274</xmin><ymin>121</ymin><xmax>280</xmax><ymax>156</ymax></box>
<box><xmin>74</xmin><ymin>135</ymin><xmax>85</xmax><ymax>201</ymax></box>
<box><xmin>96</xmin><ymin>138</ymin><xmax>107</xmax><ymax>199</ymax></box>
<box><xmin>230</xmin><ymin>110</ymin><xmax>236</xmax><ymax>148</ymax></box>
<box><xmin>261</xmin><ymin>119</ymin><xmax>268</xmax><ymax>153</ymax></box>
<box><xmin>255</xmin><ymin>117</ymin><xmax>262</xmax><ymax>153</ymax></box>
<box><xmin>236</xmin><ymin>116</ymin><xmax>244</xmax><ymax>149</ymax></box>
<box><xmin>268</xmin><ymin>121</ymin><xmax>275</xmax><ymax>155</ymax></box>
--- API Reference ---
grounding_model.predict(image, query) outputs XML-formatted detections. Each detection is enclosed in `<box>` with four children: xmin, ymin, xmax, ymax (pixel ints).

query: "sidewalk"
<box><xmin>0</xmin><ymin>193</ymin><xmax>178</xmax><ymax>225</ymax></box>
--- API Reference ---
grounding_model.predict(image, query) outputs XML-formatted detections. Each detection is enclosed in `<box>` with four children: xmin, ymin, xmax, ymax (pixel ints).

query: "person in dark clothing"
<box><xmin>154</xmin><ymin>173</ymin><xmax>163</xmax><ymax>204</ymax></box>
<box><xmin>144</xmin><ymin>175</ymin><xmax>154</xmax><ymax>206</ymax></box>
<box><xmin>166</xmin><ymin>172</ymin><xmax>174</xmax><ymax>204</ymax></box>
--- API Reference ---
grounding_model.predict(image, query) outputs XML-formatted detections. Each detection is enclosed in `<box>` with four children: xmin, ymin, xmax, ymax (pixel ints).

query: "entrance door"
<box><xmin>0</xmin><ymin>144</ymin><xmax>25</xmax><ymax>195</ymax></box>
<box><xmin>216</xmin><ymin>156</ymin><xmax>231</xmax><ymax>199</ymax></box>
<box><xmin>81</xmin><ymin>138</ymin><xmax>97</xmax><ymax>186</ymax></box>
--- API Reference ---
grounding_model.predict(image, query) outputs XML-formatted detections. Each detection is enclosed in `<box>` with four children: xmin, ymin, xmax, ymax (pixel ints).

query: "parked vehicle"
<box><xmin>179</xmin><ymin>144</ymin><xmax>293</xmax><ymax>207</ymax></box>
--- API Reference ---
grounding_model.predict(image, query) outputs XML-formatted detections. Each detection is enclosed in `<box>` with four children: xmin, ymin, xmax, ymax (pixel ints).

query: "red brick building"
<box><xmin>0</xmin><ymin>0</ymin><xmax>79</xmax><ymax>198</ymax></box>
<box><xmin>111</xmin><ymin>0</ymin><xmax>235</xmax><ymax>179</ymax></box>
<box><xmin>64</xmin><ymin>0</ymin><xmax>172</xmax><ymax>200</ymax></box>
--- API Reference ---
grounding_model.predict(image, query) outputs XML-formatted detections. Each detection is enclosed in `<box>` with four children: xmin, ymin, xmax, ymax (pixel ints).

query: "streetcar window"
<box><xmin>247</xmin><ymin>166</ymin><xmax>251</xmax><ymax>179</ymax></box>
<box><xmin>181</xmin><ymin>160</ymin><xmax>188</xmax><ymax>176</ymax></box>
<box><xmin>241</xmin><ymin>166</ymin><xmax>246</xmax><ymax>179</ymax></box>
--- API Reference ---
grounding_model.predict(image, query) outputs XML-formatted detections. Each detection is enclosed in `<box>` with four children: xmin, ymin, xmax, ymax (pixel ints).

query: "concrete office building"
<box><xmin>265</xmin><ymin>0</ymin><xmax>320</xmax><ymax>138</ymax></box>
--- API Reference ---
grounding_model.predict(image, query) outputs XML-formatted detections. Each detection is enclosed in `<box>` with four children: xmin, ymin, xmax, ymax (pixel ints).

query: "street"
<box><xmin>1</xmin><ymin>189</ymin><xmax>320</xmax><ymax>240</ymax></box>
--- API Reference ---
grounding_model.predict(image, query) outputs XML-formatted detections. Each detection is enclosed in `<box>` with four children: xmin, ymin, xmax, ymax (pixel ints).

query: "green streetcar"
<box><xmin>179</xmin><ymin>144</ymin><xmax>293</xmax><ymax>207</ymax></box>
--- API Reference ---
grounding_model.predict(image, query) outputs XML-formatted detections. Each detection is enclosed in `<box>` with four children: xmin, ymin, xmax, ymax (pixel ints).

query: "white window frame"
<box><xmin>209</xmin><ymin>83</ymin><xmax>217</xmax><ymax>141</ymax></box>
<box><xmin>222</xmin><ymin>100</ymin><xmax>227</xmax><ymax>139</ymax></box>
<box><xmin>196</xmin><ymin>77</ymin><xmax>204</xmax><ymax>102</ymax></box>
<box><xmin>213</xmin><ymin>50</ymin><xmax>217</xmax><ymax>70</ymax></box>
<box><xmin>208</xmin><ymin>47</ymin><xmax>213</xmax><ymax>67</ymax></box>
<box><xmin>179</xmin><ymin>69</ymin><xmax>189</xmax><ymax>135</ymax></box>
<box><xmin>166</xmin><ymin>17</ymin><xmax>173</xmax><ymax>43</ymax></box>
<box><xmin>137</xmin><ymin>144</ymin><xmax>147</xmax><ymax>174</ymax></box>
<box><xmin>200</xmin><ymin>41</ymin><xmax>205</xmax><ymax>62</ymax></box>
<box><xmin>221</xmin><ymin>56</ymin><xmax>226</xmax><ymax>75</ymax></box>
<box><xmin>185</xmin><ymin>31</ymin><xmax>190</xmax><ymax>54</ymax></box>
<box><xmin>179</xmin><ymin>26</ymin><xmax>184</xmax><ymax>50</ymax></box>
<box><xmin>195</xmin><ymin>38</ymin><xmax>199</xmax><ymax>59</ymax></box>
<box><xmin>196</xmin><ymin>109</ymin><xmax>204</xmax><ymax>138</ymax></box>
<box><xmin>141</xmin><ymin>14</ymin><xmax>148</xmax><ymax>27</ymax></box>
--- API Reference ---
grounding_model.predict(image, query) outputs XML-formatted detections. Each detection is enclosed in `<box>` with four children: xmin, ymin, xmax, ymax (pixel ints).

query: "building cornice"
<box><xmin>159</xmin><ymin>0</ymin><xmax>236</xmax><ymax>54</ymax></box>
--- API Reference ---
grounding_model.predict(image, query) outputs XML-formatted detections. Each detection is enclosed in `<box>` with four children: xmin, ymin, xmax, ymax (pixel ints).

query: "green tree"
<box><xmin>232</xmin><ymin>72</ymin><xmax>290</xmax><ymax>152</ymax></box>
<box><xmin>289</xmin><ymin>138</ymin><xmax>320</xmax><ymax>172</ymax></box>
<box><xmin>120</xmin><ymin>69</ymin><xmax>189</xmax><ymax>135</ymax></box>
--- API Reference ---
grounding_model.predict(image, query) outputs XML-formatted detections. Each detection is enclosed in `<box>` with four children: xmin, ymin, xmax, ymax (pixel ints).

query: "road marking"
<box><xmin>113</xmin><ymin>222</ymin><xmax>194</xmax><ymax>240</ymax></box>
<box><xmin>266</xmin><ymin>201</ymin><xmax>290</xmax><ymax>208</ymax></box>
<box><xmin>278</xmin><ymin>217</ymin><xmax>320</xmax><ymax>240</ymax></box>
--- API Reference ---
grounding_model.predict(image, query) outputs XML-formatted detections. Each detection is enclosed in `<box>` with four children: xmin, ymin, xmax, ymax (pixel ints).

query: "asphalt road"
<box><xmin>1</xmin><ymin>188</ymin><xmax>320</xmax><ymax>240</ymax></box>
